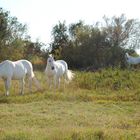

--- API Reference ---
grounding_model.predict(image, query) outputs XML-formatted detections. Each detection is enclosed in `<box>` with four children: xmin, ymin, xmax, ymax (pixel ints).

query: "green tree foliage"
<box><xmin>0</xmin><ymin>8</ymin><xmax>44</xmax><ymax>69</ymax></box>
<box><xmin>1</xmin><ymin>8</ymin><xmax>140</xmax><ymax>70</ymax></box>
<box><xmin>103</xmin><ymin>14</ymin><xmax>140</xmax><ymax>49</ymax></box>
<box><xmin>0</xmin><ymin>8</ymin><xmax>28</xmax><ymax>61</ymax></box>
<box><xmin>51</xmin><ymin>15</ymin><xmax>140</xmax><ymax>69</ymax></box>
<box><xmin>51</xmin><ymin>21</ymin><xmax>69</xmax><ymax>59</ymax></box>
<box><xmin>23</xmin><ymin>40</ymin><xmax>46</xmax><ymax>68</ymax></box>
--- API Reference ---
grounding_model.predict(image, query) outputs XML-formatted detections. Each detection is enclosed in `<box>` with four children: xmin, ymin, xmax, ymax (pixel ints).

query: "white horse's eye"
<box><xmin>49</xmin><ymin>60</ymin><xmax>51</xmax><ymax>62</ymax></box>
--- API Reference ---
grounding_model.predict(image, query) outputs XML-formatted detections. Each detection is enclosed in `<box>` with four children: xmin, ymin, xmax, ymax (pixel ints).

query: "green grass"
<box><xmin>0</xmin><ymin>68</ymin><xmax>140</xmax><ymax>140</ymax></box>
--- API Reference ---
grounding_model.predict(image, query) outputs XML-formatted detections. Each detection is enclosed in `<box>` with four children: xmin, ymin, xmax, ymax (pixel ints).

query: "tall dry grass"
<box><xmin>0</xmin><ymin>68</ymin><xmax>140</xmax><ymax>140</ymax></box>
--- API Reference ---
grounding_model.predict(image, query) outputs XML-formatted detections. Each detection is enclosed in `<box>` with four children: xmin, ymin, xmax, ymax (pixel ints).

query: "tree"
<box><xmin>101</xmin><ymin>14</ymin><xmax>140</xmax><ymax>67</ymax></box>
<box><xmin>0</xmin><ymin>8</ymin><xmax>28</xmax><ymax>60</ymax></box>
<box><xmin>51</xmin><ymin>21</ymin><xmax>69</xmax><ymax>58</ymax></box>
<box><xmin>62</xmin><ymin>15</ymin><xmax>140</xmax><ymax>69</ymax></box>
<box><xmin>102</xmin><ymin>14</ymin><xmax>140</xmax><ymax>49</ymax></box>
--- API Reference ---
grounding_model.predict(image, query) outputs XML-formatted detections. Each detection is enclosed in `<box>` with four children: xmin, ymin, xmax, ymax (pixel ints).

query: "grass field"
<box><xmin>0</xmin><ymin>69</ymin><xmax>140</xmax><ymax>140</ymax></box>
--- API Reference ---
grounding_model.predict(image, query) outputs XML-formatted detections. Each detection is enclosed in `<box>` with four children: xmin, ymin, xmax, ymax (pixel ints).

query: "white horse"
<box><xmin>0</xmin><ymin>59</ymin><xmax>41</xmax><ymax>96</ymax></box>
<box><xmin>125</xmin><ymin>53</ymin><xmax>140</xmax><ymax>65</ymax></box>
<box><xmin>45</xmin><ymin>54</ymin><xmax>74</xmax><ymax>88</ymax></box>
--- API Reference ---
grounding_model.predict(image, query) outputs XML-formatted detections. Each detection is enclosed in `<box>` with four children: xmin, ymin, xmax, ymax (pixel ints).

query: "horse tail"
<box><xmin>30</xmin><ymin>66</ymin><xmax>41</xmax><ymax>90</ymax></box>
<box><xmin>66</xmin><ymin>70</ymin><xmax>75</xmax><ymax>81</ymax></box>
<box><xmin>31</xmin><ymin>71</ymin><xmax>35</xmax><ymax>78</ymax></box>
<box><xmin>31</xmin><ymin>69</ymin><xmax>41</xmax><ymax>90</ymax></box>
<box><xmin>32</xmin><ymin>76</ymin><xmax>41</xmax><ymax>90</ymax></box>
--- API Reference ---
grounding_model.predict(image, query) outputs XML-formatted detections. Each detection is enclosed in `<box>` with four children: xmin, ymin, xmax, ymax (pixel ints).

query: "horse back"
<box><xmin>56</xmin><ymin>60</ymin><xmax>68</xmax><ymax>69</ymax></box>
<box><xmin>14</xmin><ymin>60</ymin><xmax>34</xmax><ymax>77</ymax></box>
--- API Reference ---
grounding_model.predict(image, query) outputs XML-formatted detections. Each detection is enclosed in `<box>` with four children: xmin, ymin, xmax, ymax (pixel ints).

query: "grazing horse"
<box><xmin>0</xmin><ymin>59</ymin><xmax>40</xmax><ymax>96</ymax></box>
<box><xmin>45</xmin><ymin>55</ymin><xmax>74</xmax><ymax>88</ymax></box>
<box><xmin>125</xmin><ymin>53</ymin><xmax>140</xmax><ymax>67</ymax></box>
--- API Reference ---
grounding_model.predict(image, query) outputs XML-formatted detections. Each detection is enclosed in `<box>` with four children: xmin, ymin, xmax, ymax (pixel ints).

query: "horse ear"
<box><xmin>49</xmin><ymin>54</ymin><xmax>53</xmax><ymax>57</ymax></box>
<box><xmin>126</xmin><ymin>53</ymin><xmax>129</xmax><ymax>56</ymax></box>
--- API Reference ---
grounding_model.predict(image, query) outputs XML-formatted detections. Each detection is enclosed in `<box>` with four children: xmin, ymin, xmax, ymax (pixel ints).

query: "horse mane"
<box><xmin>125</xmin><ymin>53</ymin><xmax>131</xmax><ymax>59</ymax></box>
<box><xmin>48</xmin><ymin>54</ymin><xmax>53</xmax><ymax>58</ymax></box>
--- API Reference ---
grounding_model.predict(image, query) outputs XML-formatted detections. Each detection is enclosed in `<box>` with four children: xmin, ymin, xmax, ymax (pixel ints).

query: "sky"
<box><xmin>0</xmin><ymin>0</ymin><xmax>140</xmax><ymax>49</ymax></box>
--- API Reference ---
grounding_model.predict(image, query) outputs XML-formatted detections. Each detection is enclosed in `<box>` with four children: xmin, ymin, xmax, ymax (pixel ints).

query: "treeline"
<box><xmin>50</xmin><ymin>16</ymin><xmax>140</xmax><ymax>69</ymax></box>
<box><xmin>1</xmin><ymin>8</ymin><xmax>140</xmax><ymax>70</ymax></box>
<box><xmin>0</xmin><ymin>8</ymin><xmax>46</xmax><ymax>69</ymax></box>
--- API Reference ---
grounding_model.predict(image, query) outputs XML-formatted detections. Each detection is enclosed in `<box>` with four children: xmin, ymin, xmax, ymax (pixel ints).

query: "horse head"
<box><xmin>47</xmin><ymin>54</ymin><xmax>55</xmax><ymax>70</ymax></box>
<box><xmin>125</xmin><ymin>53</ymin><xmax>129</xmax><ymax>60</ymax></box>
<box><xmin>48</xmin><ymin>54</ymin><xmax>53</xmax><ymax>57</ymax></box>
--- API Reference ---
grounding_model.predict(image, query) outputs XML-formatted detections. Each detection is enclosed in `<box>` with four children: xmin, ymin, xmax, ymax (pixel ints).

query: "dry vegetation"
<box><xmin>0</xmin><ymin>69</ymin><xmax>140</xmax><ymax>140</ymax></box>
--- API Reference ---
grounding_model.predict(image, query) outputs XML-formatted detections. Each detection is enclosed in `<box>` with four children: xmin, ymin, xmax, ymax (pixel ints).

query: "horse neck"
<box><xmin>125</xmin><ymin>54</ymin><xmax>131</xmax><ymax>61</ymax></box>
<box><xmin>125</xmin><ymin>53</ymin><xmax>129</xmax><ymax>57</ymax></box>
<box><xmin>46</xmin><ymin>64</ymin><xmax>51</xmax><ymax>70</ymax></box>
<box><xmin>0</xmin><ymin>60</ymin><xmax>12</xmax><ymax>77</ymax></box>
<box><xmin>46</xmin><ymin>63</ymin><xmax>53</xmax><ymax>71</ymax></box>
<box><xmin>46</xmin><ymin>60</ymin><xmax>56</xmax><ymax>71</ymax></box>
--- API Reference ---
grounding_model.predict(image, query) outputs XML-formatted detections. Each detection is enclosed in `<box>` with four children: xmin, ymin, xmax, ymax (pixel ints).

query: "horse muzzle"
<box><xmin>51</xmin><ymin>66</ymin><xmax>55</xmax><ymax>70</ymax></box>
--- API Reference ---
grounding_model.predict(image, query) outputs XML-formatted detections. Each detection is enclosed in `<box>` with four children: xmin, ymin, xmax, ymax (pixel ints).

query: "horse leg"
<box><xmin>55</xmin><ymin>76</ymin><xmax>60</xmax><ymax>89</ymax></box>
<box><xmin>49</xmin><ymin>78</ymin><xmax>52</xmax><ymax>89</ymax></box>
<box><xmin>64</xmin><ymin>74</ymin><xmax>67</xmax><ymax>89</ymax></box>
<box><xmin>47</xmin><ymin>76</ymin><xmax>52</xmax><ymax>89</ymax></box>
<box><xmin>127</xmin><ymin>64</ymin><xmax>131</xmax><ymax>69</ymax></box>
<box><xmin>4</xmin><ymin>78</ymin><xmax>11</xmax><ymax>96</ymax></box>
<box><xmin>58</xmin><ymin>77</ymin><xmax>61</xmax><ymax>89</ymax></box>
<box><xmin>54</xmin><ymin>76</ymin><xmax>58</xmax><ymax>89</ymax></box>
<box><xmin>20</xmin><ymin>78</ymin><xmax>25</xmax><ymax>95</ymax></box>
<box><xmin>50</xmin><ymin>78</ymin><xmax>53</xmax><ymax>89</ymax></box>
